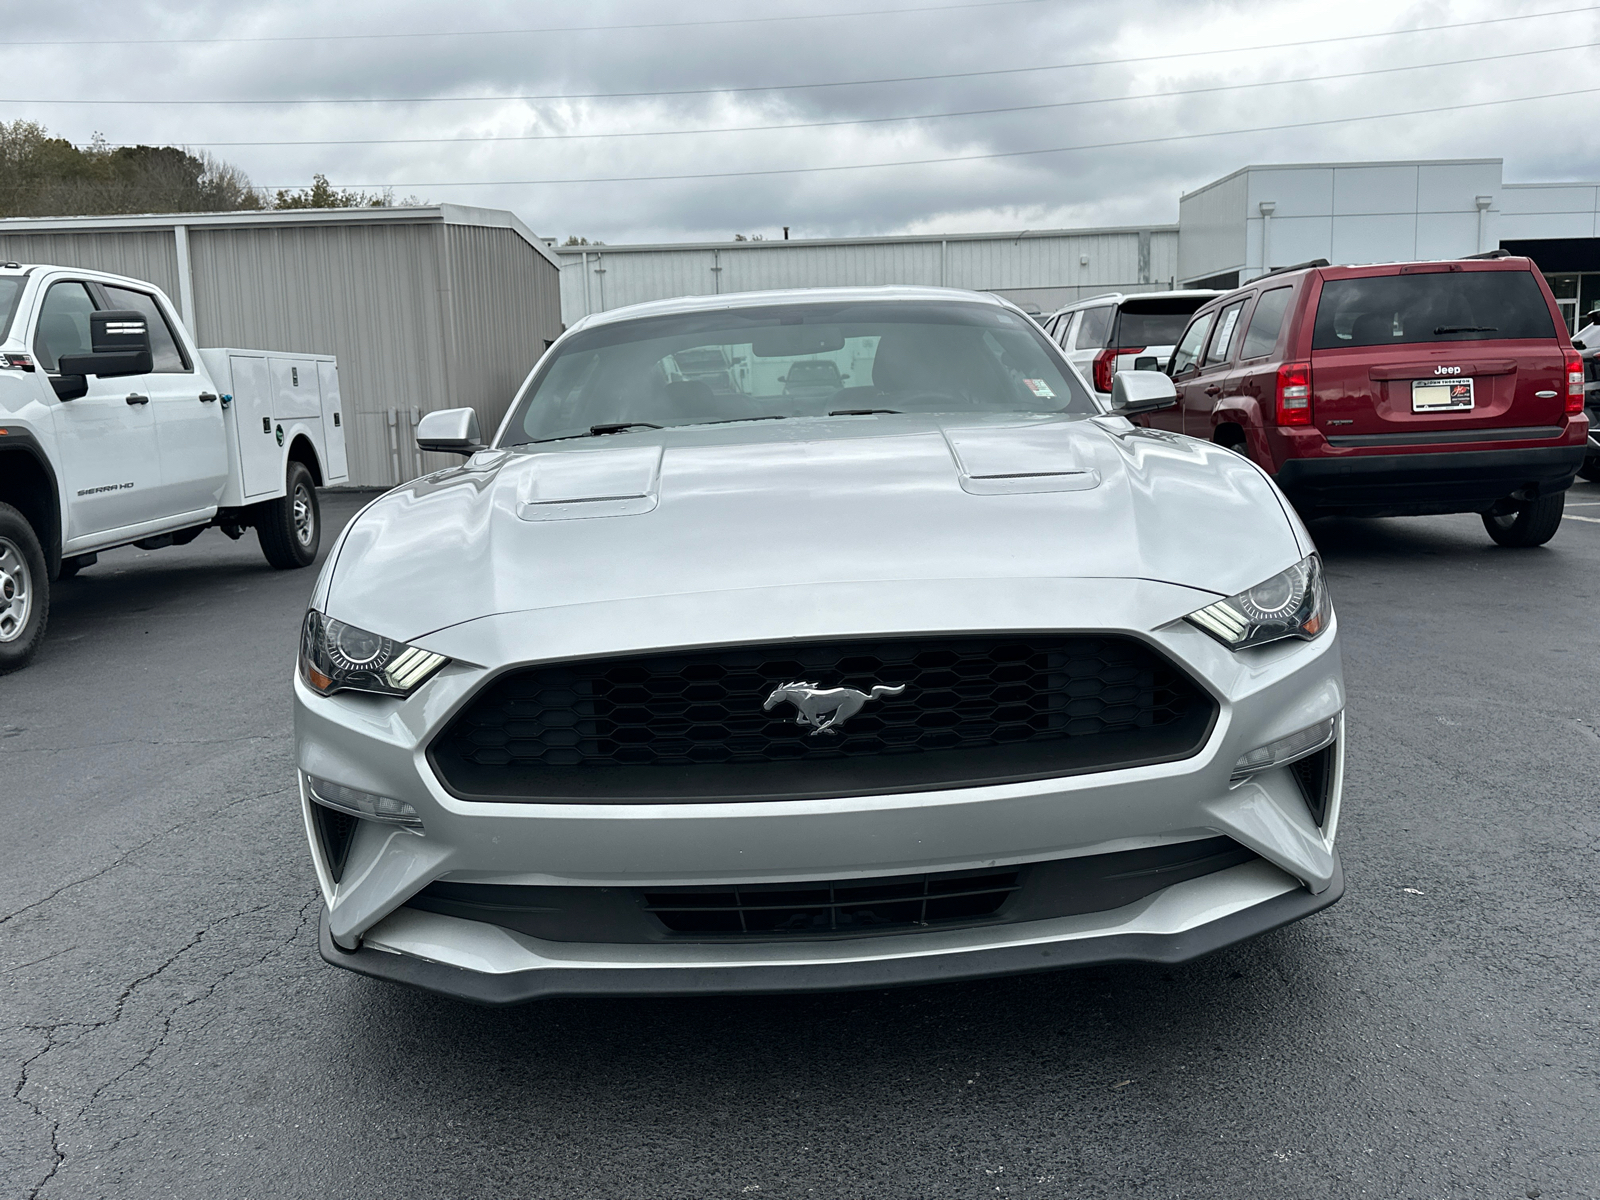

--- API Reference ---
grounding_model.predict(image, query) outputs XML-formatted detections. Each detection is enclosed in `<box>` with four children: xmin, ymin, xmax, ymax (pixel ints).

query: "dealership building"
<box><xmin>2</xmin><ymin>156</ymin><xmax>1597</xmax><ymax>486</ymax></box>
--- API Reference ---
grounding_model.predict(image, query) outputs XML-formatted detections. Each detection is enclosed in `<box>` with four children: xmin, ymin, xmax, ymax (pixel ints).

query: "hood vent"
<box><xmin>516</xmin><ymin>445</ymin><xmax>662</xmax><ymax>522</ymax></box>
<box><xmin>943</xmin><ymin>423</ymin><xmax>1102</xmax><ymax>495</ymax></box>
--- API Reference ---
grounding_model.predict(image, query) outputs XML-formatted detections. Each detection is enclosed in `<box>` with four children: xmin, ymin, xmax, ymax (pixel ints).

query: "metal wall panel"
<box><xmin>558</xmin><ymin>229</ymin><xmax>1173</xmax><ymax>323</ymax></box>
<box><xmin>440</xmin><ymin>222</ymin><xmax>564</xmax><ymax>455</ymax></box>
<box><xmin>189</xmin><ymin>221</ymin><xmax>448</xmax><ymax>488</ymax></box>
<box><xmin>0</xmin><ymin>230</ymin><xmax>181</xmax><ymax>297</ymax></box>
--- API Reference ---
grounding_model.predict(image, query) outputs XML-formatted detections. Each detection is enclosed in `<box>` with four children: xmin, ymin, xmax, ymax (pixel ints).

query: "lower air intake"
<box><xmin>644</xmin><ymin>869</ymin><xmax>1020</xmax><ymax>935</ymax></box>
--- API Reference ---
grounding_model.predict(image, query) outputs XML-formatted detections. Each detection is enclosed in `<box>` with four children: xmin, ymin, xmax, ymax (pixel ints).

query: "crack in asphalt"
<box><xmin>0</xmin><ymin>784</ymin><xmax>295</xmax><ymax>928</ymax></box>
<box><xmin>12</xmin><ymin>1030</ymin><xmax>65</xmax><ymax>1200</ymax></box>
<box><xmin>9</xmin><ymin>894</ymin><xmax>321</xmax><ymax>1197</ymax></box>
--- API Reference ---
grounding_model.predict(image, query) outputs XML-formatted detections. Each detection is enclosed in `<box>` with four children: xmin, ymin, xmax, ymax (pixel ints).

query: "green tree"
<box><xmin>0</xmin><ymin>121</ymin><xmax>262</xmax><ymax>217</ymax></box>
<box><xmin>272</xmin><ymin>174</ymin><xmax>394</xmax><ymax>210</ymax></box>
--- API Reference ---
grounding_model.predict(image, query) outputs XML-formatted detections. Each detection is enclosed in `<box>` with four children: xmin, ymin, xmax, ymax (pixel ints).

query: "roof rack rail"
<box><xmin>1461</xmin><ymin>248</ymin><xmax>1512</xmax><ymax>259</ymax></box>
<box><xmin>1260</xmin><ymin>258</ymin><xmax>1330</xmax><ymax>279</ymax></box>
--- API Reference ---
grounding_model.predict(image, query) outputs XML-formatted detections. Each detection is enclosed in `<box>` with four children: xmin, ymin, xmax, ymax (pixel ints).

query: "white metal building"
<box><xmin>554</xmin><ymin>157</ymin><xmax>1600</xmax><ymax>335</ymax></box>
<box><xmin>559</xmin><ymin>226</ymin><xmax>1181</xmax><ymax>323</ymax></box>
<box><xmin>0</xmin><ymin>205</ymin><xmax>564</xmax><ymax>487</ymax></box>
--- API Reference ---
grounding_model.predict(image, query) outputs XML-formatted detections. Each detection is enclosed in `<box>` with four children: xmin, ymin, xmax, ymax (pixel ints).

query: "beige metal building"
<box><xmin>0</xmin><ymin>204</ymin><xmax>564</xmax><ymax>486</ymax></box>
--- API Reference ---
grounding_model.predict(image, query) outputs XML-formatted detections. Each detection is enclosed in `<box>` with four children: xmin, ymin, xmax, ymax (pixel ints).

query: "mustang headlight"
<box><xmin>299</xmin><ymin>610</ymin><xmax>448</xmax><ymax>697</ymax></box>
<box><xmin>1186</xmin><ymin>554</ymin><xmax>1331</xmax><ymax>650</ymax></box>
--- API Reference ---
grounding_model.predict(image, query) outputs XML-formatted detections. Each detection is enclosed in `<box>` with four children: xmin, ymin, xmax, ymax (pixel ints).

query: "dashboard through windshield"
<box><xmin>502</xmin><ymin>300</ymin><xmax>1096</xmax><ymax>445</ymax></box>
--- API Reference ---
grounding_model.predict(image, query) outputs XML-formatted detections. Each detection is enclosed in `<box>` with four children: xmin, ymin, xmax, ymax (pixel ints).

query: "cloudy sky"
<box><xmin>3</xmin><ymin>0</ymin><xmax>1598</xmax><ymax>243</ymax></box>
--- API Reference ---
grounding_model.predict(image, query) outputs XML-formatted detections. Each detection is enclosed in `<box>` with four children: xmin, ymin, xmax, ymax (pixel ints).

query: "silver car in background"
<box><xmin>294</xmin><ymin>286</ymin><xmax>1345</xmax><ymax>1004</ymax></box>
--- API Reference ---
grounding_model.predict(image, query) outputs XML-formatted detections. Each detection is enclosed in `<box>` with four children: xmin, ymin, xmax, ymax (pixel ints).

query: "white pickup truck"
<box><xmin>0</xmin><ymin>262</ymin><xmax>348</xmax><ymax>672</ymax></box>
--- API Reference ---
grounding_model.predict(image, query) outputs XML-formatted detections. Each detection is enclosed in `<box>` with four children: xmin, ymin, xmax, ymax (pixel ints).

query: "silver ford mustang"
<box><xmin>295</xmin><ymin>286</ymin><xmax>1345</xmax><ymax>1004</ymax></box>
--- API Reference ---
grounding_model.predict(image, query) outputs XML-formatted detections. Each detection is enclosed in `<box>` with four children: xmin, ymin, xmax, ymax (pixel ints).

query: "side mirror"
<box><xmin>416</xmin><ymin>407</ymin><xmax>485</xmax><ymax>456</ymax></box>
<box><xmin>1109</xmin><ymin>370</ymin><xmax>1178</xmax><ymax>415</ymax></box>
<box><xmin>840</xmin><ymin>372</ymin><xmax>850</xmax><ymax>380</ymax></box>
<box><xmin>777</xmin><ymin>374</ymin><xmax>787</xmax><ymax>382</ymax></box>
<box><xmin>1132</xmin><ymin>356</ymin><xmax>1159</xmax><ymax>372</ymax></box>
<box><xmin>56</xmin><ymin>309</ymin><xmax>153</xmax><ymax>380</ymax></box>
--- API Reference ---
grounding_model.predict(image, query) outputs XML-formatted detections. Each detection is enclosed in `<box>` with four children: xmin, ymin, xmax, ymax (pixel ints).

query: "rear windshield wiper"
<box><xmin>829</xmin><ymin>408</ymin><xmax>902</xmax><ymax>416</ymax></box>
<box><xmin>1433</xmin><ymin>325</ymin><xmax>1497</xmax><ymax>334</ymax></box>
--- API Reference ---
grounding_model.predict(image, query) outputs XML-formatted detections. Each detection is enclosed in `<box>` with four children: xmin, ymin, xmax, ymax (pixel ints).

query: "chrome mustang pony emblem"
<box><xmin>763</xmin><ymin>680</ymin><xmax>907</xmax><ymax>736</ymax></box>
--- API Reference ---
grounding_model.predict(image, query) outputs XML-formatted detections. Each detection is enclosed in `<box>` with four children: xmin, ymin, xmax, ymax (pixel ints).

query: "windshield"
<box><xmin>1312</xmin><ymin>270</ymin><xmax>1556</xmax><ymax>349</ymax></box>
<box><xmin>502</xmin><ymin>300</ymin><xmax>1095</xmax><ymax>445</ymax></box>
<box><xmin>0</xmin><ymin>278</ymin><xmax>24</xmax><ymax>340</ymax></box>
<box><xmin>1112</xmin><ymin>299</ymin><xmax>1208</xmax><ymax>348</ymax></box>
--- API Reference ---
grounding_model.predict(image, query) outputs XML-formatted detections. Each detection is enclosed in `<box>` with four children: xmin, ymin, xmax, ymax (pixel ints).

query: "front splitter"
<box><xmin>318</xmin><ymin>855</ymin><xmax>1343</xmax><ymax>1006</ymax></box>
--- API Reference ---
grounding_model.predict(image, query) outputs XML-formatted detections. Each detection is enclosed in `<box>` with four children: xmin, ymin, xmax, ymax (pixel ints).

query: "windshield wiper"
<box><xmin>829</xmin><ymin>408</ymin><xmax>902</xmax><ymax>416</ymax></box>
<box><xmin>692</xmin><ymin>414</ymin><xmax>787</xmax><ymax>426</ymax></box>
<box><xmin>522</xmin><ymin>422</ymin><xmax>664</xmax><ymax>446</ymax></box>
<box><xmin>1433</xmin><ymin>325</ymin><xmax>1497</xmax><ymax>334</ymax></box>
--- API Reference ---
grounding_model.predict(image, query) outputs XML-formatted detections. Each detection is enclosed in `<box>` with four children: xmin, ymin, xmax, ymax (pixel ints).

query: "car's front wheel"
<box><xmin>0</xmin><ymin>502</ymin><xmax>48</xmax><ymax>674</ymax></box>
<box><xmin>257</xmin><ymin>461</ymin><xmax>321</xmax><ymax>569</ymax></box>
<box><xmin>1482</xmin><ymin>492</ymin><xmax>1564</xmax><ymax>547</ymax></box>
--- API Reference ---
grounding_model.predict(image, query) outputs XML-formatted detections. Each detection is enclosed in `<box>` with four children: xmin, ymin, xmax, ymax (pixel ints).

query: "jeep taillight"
<box><xmin>1566</xmin><ymin>349</ymin><xmax>1584</xmax><ymax>413</ymax></box>
<box><xmin>1276</xmin><ymin>361</ymin><xmax>1312</xmax><ymax>425</ymax></box>
<box><xmin>1092</xmin><ymin>348</ymin><xmax>1119</xmax><ymax>394</ymax></box>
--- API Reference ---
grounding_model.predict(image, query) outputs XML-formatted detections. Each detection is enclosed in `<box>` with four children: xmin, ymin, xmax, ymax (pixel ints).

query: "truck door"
<box><xmin>34</xmin><ymin>280</ymin><xmax>164</xmax><ymax>539</ymax></box>
<box><xmin>100</xmin><ymin>283</ymin><xmax>228</xmax><ymax>516</ymax></box>
<box><xmin>228</xmin><ymin>354</ymin><xmax>280</xmax><ymax>499</ymax></box>
<box><xmin>316</xmin><ymin>361</ymin><xmax>347</xmax><ymax>480</ymax></box>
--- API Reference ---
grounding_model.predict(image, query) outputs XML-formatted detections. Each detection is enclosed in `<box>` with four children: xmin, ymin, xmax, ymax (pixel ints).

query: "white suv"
<box><xmin>1041</xmin><ymin>290</ymin><xmax>1220</xmax><ymax>398</ymax></box>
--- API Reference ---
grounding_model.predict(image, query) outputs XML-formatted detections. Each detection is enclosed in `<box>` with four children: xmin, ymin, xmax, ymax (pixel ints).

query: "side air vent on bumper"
<box><xmin>428</xmin><ymin>635</ymin><xmax>1218</xmax><ymax>803</ymax></box>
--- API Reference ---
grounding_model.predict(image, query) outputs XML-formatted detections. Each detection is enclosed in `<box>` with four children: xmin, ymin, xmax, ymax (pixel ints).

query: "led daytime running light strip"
<box><xmin>385</xmin><ymin>645</ymin><xmax>447</xmax><ymax>690</ymax></box>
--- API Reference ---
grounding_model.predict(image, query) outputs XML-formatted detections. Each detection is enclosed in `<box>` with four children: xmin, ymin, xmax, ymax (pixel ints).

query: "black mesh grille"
<box><xmin>310</xmin><ymin>802</ymin><xmax>358</xmax><ymax>883</ymax></box>
<box><xmin>1290</xmin><ymin>744</ymin><xmax>1336</xmax><ymax>827</ymax></box>
<box><xmin>429</xmin><ymin>635</ymin><xmax>1216</xmax><ymax>803</ymax></box>
<box><xmin>645</xmin><ymin>870</ymin><xmax>1020</xmax><ymax>935</ymax></box>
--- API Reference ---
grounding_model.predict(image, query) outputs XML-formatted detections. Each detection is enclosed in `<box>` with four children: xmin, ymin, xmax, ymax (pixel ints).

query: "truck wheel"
<box><xmin>1483</xmin><ymin>492</ymin><xmax>1564</xmax><ymax>548</ymax></box>
<box><xmin>0</xmin><ymin>502</ymin><xmax>48</xmax><ymax>674</ymax></box>
<box><xmin>257</xmin><ymin>461</ymin><xmax>321</xmax><ymax>570</ymax></box>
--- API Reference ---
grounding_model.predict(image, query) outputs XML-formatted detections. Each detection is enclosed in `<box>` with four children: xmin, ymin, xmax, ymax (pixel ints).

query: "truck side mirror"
<box><xmin>1109</xmin><ymin>370</ymin><xmax>1178</xmax><ymax>416</ymax></box>
<box><xmin>56</xmin><ymin>310</ymin><xmax>154</xmax><ymax>380</ymax></box>
<box><xmin>416</xmin><ymin>407</ymin><xmax>485</xmax><ymax>456</ymax></box>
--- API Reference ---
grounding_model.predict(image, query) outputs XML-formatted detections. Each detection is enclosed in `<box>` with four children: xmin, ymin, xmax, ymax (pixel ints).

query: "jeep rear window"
<box><xmin>1312</xmin><ymin>271</ymin><xmax>1556</xmax><ymax>349</ymax></box>
<box><xmin>1112</xmin><ymin>299</ymin><xmax>1209</xmax><ymax>348</ymax></box>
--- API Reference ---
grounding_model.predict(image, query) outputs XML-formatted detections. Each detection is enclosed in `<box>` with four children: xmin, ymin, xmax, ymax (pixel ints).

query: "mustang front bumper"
<box><xmin>295</xmin><ymin>576</ymin><xmax>1346</xmax><ymax>1004</ymax></box>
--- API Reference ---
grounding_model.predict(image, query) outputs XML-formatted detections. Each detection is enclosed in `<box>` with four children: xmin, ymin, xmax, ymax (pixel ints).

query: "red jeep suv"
<box><xmin>1150</xmin><ymin>256</ymin><xmax>1588</xmax><ymax>546</ymax></box>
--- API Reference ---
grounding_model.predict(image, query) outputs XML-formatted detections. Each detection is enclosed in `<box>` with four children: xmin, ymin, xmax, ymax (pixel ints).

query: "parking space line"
<box><xmin>1567</xmin><ymin>514</ymin><xmax>1600</xmax><ymax>524</ymax></box>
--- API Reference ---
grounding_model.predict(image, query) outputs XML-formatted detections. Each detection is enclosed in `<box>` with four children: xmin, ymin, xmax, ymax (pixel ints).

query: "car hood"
<box><xmin>322</xmin><ymin>414</ymin><xmax>1306</xmax><ymax>641</ymax></box>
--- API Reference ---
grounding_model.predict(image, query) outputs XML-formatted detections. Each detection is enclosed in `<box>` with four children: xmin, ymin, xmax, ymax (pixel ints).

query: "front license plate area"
<box><xmin>1412</xmin><ymin>378</ymin><xmax>1474</xmax><ymax>412</ymax></box>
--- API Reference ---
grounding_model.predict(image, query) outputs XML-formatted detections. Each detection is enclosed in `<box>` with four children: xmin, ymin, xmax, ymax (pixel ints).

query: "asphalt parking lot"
<box><xmin>3</xmin><ymin>483</ymin><xmax>1599</xmax><ymax>1200</ymax></box>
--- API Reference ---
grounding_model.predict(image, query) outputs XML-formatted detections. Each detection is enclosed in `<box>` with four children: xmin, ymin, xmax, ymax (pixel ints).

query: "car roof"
<box><xmin>1189</xmin><ymin>255</ymin><xmax>1544</xmax><ymax>312</ymax></box>
<box><xmin>568</xmin><ymin>285</ymin><xmax>1014</xmax><ymax>333</ymax></box>
<box><xmin>1045</xmin><ymin>289</ymin><xmax>1221</xmax><ymax>319</ymax></box>
<box><xmin>0</xmin><ymin>263</ymin><xmax>164</xmax><ymax>287</ymax></box>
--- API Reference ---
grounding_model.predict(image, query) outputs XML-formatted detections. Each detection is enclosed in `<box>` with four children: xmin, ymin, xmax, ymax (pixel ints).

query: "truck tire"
<box><xmin>0</xmin><ymin>502</ymin><xmax>48</xmax><ymax>674</ymax></box>
<box><xmin>257</xmin><ymin>461</ymin><xmax>321</xmax><ymax>570</ymax></box>
<box><xmin>1482</xmin><ymin>492</ymin><xmax>1564</xmax><ymax>548</ymax></box>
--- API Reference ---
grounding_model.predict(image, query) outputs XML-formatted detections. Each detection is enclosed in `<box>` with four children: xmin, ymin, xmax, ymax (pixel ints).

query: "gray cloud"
<box><xmin>3</xmin><ymin>0</ymin><xmax>1597</xmax><ymax>242</ymax></box>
